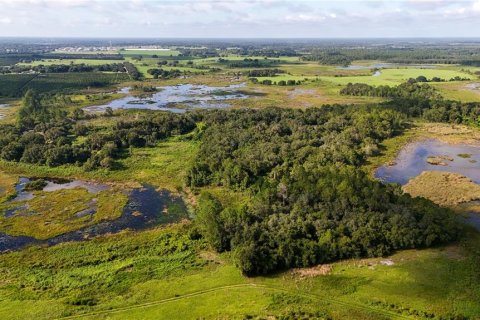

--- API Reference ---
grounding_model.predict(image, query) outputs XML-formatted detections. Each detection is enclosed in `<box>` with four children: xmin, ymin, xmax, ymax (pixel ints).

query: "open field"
<box><xmin>318</xmin><ymin>68</ymin><xmax>473</xmax><ymax>86</ymax></box>
<box><xmin>0</xmin><ymin>222</ymin><xmax>478</xmax><ymax>320</ymax></box>
<box><xmin>432</xmin><ymin>81</ymin><xmax>480</xmax><ymax>102</ymax></box>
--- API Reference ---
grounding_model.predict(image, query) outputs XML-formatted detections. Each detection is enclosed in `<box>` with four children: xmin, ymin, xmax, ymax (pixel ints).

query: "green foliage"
<box><xmin>187</xmin><ymin>107</ymin><xmax>459</xmax><ymax>275</ymax></box>
<box><xmin>0</xmin><ymin>73</ymin><xmax>129</xmax><ymax>97</ymax></box>
<box><xmin>0</xmin><ymin>91</ymin><xmax>197</xmax><ymax>170</ymax></box>
<box><xmin>340</xmin><ymin>81</ymin><xmax>441</xmax><ymax>99</ymax></box>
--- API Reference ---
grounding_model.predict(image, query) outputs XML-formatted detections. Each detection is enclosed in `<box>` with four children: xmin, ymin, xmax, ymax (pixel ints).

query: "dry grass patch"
<box><xmin>403</xmin><ymin>171</ymin><xmax>480</xmax><ymax>206</ymax></box>
<box><xmin>291</xmin><ymin>264</ymin><xmax>332</xmax><ymax>278</ymax></box>
<box><xmin>420</xmin><ymin>123</ymin><xmax>480</xmax><ymax>144</ymax></box>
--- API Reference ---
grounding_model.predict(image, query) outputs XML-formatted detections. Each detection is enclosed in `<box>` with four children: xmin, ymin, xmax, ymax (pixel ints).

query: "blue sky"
<box><xmin>1</xmin><ymin>0</ymin><xmax>479</xmax><ymax>38</ymax></box>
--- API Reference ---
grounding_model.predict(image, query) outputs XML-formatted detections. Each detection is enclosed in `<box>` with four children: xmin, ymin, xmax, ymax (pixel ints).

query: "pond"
<box><xmin>11</xmin><ymin>177</ymin><xmax>110</xmax><ymax>202</ymax></box>
<box><xmin>375</xmin><ymin>139</ymin><xmax>480</xmax><ymax>185</ymax></box>
<box><xmin>0</xmin><ymin>178</ymin><xmax>188</xmax><ymax>252</ymax></box>
<box><xmin>0</xmin><ymin>104</ymin><xmax>8</xmax><ymax>120</ymax></box>
<box><xmin>84</xmin><ymin>83</ymin><xmax>249</xmax><ymax>113</ymax></box>
<box><xmin>375</xmin><ymin>139</ymin><xmax>480</xmax><ymax>231</ymax></box>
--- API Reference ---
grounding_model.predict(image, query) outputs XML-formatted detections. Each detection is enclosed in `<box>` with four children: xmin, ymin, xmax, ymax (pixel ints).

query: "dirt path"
<box><xmin>56</xmin><ymin>283</ymin><xmax>413</xmax><ymax>320</ymax></box>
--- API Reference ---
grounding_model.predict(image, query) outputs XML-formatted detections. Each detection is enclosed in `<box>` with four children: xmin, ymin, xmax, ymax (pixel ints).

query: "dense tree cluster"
<box><xmin>302</xmin><ymin>50</ymin><xmax>352</xmax><ymax>65</ymax></box>
<box><xmin>340</xmin><ymin>81</ymin><xmax>441</xmax><ymax>99</ymax></box>
<box><xmin>147</xmin><ymin>68</ymin><xmax>184</xmax><ymax>79</ymax></box>
<box><xmin>2</xmin><ymin>63</ymin><xmax>127</xmax><ymax>74</ymax></box>
<box><xmin>340</xmin><ymin>81</ymin><xmax>480</xmax><ymax>126</ymax></box>
<box><xmin>246</xmin><ymin>69</ymin><xmax>285</xmax><ymax>77</ymax></box>
<box><xmin>123</xmin><ymin>62</ymin><xmax>140</xmax><ymax>80</ymax></box>
<box><xmin>0</xmin><ymin>90</ymin><xmax>195</xmax><ymax>169</ymax></box>
<box><xmin>188</xmin><ymin>107</ymin><xmax>459</xmax><ymax>275</ymax></box>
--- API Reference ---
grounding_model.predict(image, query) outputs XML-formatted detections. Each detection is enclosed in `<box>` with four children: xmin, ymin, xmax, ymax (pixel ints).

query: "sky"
<box><xmin>0</xmin><ymin>0</ymin><xmax>480</xmax><ymax>38</ymax></box>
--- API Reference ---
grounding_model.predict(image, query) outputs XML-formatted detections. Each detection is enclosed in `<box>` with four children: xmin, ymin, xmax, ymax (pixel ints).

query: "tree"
<box><xmin>195</xmin><ymin>192</ymin><xmax>227</xmax><ymax>251</ymax></box>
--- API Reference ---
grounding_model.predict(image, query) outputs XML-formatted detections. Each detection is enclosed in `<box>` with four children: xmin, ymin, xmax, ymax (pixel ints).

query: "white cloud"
<box><xmin>474</xmin><ymin>0</ymin><xmax>480</xmax><ymax>11</ymax></box>
<box><xmin>0</xmin><ymin>17</ymin><xmax>12</xmax><ymax>24</ymax></box>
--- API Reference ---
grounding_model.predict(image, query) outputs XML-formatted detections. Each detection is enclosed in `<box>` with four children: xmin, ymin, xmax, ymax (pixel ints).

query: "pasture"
<box><xmin>0</xmin><ymin>222</ymin><xmax>478</xmax><ymax>320</ymax></box>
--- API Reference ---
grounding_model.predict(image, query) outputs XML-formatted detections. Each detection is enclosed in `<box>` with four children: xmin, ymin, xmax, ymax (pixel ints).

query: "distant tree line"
<box><xmin>2</xmin><ymin>63</ymin><xmax>127</xmax><ymax>74</ymax></box>
<box><xmin>302</xmin><ymin>48</ymin><xmax>480</xmax><ymax>66</ymax></box>
<box><xmin>246</xmin><ymin>69</ymin><xmax>285</xmax><ymax>77</ymax></box>
<box><xmin>219</xmin><ymin>58</ymin><xmax>280</xmax><ymax>68</ymax></box>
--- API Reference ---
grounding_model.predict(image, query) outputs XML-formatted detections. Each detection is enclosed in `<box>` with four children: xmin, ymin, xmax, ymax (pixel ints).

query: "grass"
<box><xmin>403</xmin><ymin>171</ymin><xmax>480</xmax><ymax>206</ymax></box>
<box><xmin>0</xmin><ymin>188</ymin><xmax>128</xmax><ymax>239</ymax></box>
<box><xmin>318</xmin><ymin>68</ymin><xmax>473</xmax><ymax>86</ymax></box>
<box><xmin>0</xmin><ymin>171</ymin><xmax>18</xmax><ymax>200</ymax></box>
<box><xmin>0</xmin><ymin>221</ymin><xmax>479</xmax><ymax>319</ymax></box>
<box><xmin>0</xmin><ymin>136</ymin><xmax>198</xmax><ymax>193</ymax></box>
<box><xmin>431</xmin><ymin>81</ymin><xmax>480</xmax><ymax>102</ymax></box>
<box><xmin>232</xmin><ymin>80</ymin><xmax>383</xmax><ymax>109</ymax></box>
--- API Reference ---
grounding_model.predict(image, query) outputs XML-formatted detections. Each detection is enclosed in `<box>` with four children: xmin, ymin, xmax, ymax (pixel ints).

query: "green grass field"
<box><xmin>0</xmin><ymin>221</ymin><xmax>478</xmax><ymax>320</ymax></box>
<box><xmin>317</xmin><ymin>68</ymin><xmax>473</xmax><ymax>86</ymax></box>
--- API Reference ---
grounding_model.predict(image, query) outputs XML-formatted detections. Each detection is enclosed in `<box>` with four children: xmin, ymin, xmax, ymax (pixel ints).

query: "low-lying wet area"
<box><xmin>11</xmin><ymin>177</ymin><xmax>110</xmax><ymax>202</ymax></box>
<box><xmin>0</xmin><ymin>104</ymin><xmax>8</xmax><ymax>120</ymax></box>
<box><xmin>84</xmin><ymin>83</ymin><xmax>249</xmax><ymax>113</ymax></box>
<box><xmin>0</xmin><ymin>177</ymin><xmax>188</xmax><ymax>252</ymax></box>
<box><xmin>375</xmin><ymin>139</ymin><xmax>480</xmax><ymax>185</ymax></box>
<box><xmin>375</xmin><ymin>139</ymin><xmax>480</xmax><ymax>231</ymax></box>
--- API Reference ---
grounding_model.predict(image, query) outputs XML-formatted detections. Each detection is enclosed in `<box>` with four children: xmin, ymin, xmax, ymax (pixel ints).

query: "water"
<box><xmin>10</xmin><ymin>177</ymin><xmax>109</xmax><ymax>202</ymax></box>
<box><xmin>460</xmin><ymin>213</ymin><xmax>480</xmax><ymax>231</ymax></box>
<box><xmin>0</xmin><ymin>183</ymin><xmax>188</xmax><ymax>252</ymax></box>
<box><xmin>375</xmin><ymin>139</ymin><xmax>480</xmax><ymax>185</ymax></box>
<box><xmin>84</xmin><ymin>83</ymin><xmax>249</xmax><ymax>113</ymax></box>
<box><xmin>0</xmin><ymin>104</ymin><xmax>7</xmax><ymax>120</ymax></box>
<box><xmin>375</xmin><ymin>139</ymin><xmax>480</xmax><ymax>232</ymax></box>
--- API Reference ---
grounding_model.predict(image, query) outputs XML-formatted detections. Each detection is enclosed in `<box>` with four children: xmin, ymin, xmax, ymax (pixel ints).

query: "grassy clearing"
<box><xmin>432</xmin><ymin>81</ymin><xmax>480</xmax><ymax>102</ymax></box>
<box><xmin>318</xmin><ymin>68</ymin><xmax>473</xmax><ymax>86</ymax></box>
<box><xmin>0</xmin><ymin>222</ymin><xmax>478</xmax><ymax>319</ymax></box>
<box><xmin>403</xmin><ymin>171</ymin><xmax>480</xmax><ymax>206</ymax></box>
<box><xmin>232</xmin><ymin>81</ymin><xmax>383</xmax><ymax>109</ymax></box>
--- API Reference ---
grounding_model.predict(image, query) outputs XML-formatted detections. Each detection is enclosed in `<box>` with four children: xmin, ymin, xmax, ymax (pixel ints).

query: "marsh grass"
<box><xmin>0</xmin><ymin>188</ymin><xmax>128</xmax><ymax>239</ymax></box>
